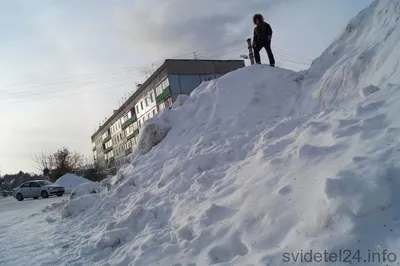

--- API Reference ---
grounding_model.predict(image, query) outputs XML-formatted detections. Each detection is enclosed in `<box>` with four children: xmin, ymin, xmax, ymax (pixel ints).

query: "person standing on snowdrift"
<box><xmin>252</xmin><ymin>13</ymin><xmax>275</xmax><ymax>67</ymax></box>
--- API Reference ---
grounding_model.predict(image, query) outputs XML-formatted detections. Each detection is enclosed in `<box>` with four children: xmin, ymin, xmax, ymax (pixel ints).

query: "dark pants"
<box><xmin>254</xmin><ymin>42</ymin><xmax>275</xmax><ymax>65</ymax></box>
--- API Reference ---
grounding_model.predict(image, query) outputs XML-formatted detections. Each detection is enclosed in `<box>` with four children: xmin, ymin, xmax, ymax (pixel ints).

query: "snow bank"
<box><xmin>308</xmin><ymin>0</ymin><xmax>400</xmax><ymax>107</ymax></box>
<box><xmin>42</xmin><ymin>200</ymin><xmax>68</xmax><ymax>212</ymax></box>
<box><xmin>61</xmin><ymin>194</ymin><xmax>100</xmax><ymax>218</ymax></box>
<box><xmin>55</xmin><ymin>173</ymin><xmax>92</xmax><ymax>193</ymax></box>
<box><xmin>136</xmin><ymin>109</ymin><xmax>172</xmax><ymax>154</ymax></box>
<box><xmin>51</xmin><ymin>1</ymin><xmax>400</xmax><ymax>265</ymax></box>
<box><xmin>69</xmin><ymin>181</ymin><xmax>102</xmax><ymax>200</ymax></box>
<box><xmin>172</xmin><ymin>94</ymin><xmax>189</xmax><ymax>109</ymax></box>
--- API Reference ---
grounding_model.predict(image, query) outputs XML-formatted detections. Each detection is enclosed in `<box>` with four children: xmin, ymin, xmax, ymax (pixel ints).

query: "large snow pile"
<box><xmin>51</xmin><ymin>0</ymin><xmax>400</xmax><ymax>265</ymax></box>
<box><xmin>55</xmin><ymin>173</ymin><xmax>92</xmax><ymax>193</ymax></box>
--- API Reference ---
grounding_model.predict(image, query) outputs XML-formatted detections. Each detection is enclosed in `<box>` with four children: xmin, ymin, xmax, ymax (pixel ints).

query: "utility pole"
<box><xmin>193</xmin><ymin>52</ymin><xmax>198</xmax><ymax>60</ymax></box>
<box><xmin>246</xmin><ymin>38</ymin><xmax>255</xmax><ymax>65</ymax></box>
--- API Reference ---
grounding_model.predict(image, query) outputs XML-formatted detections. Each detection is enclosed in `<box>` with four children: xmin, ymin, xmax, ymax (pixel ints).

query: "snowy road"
<box><xmin>0</xmin><ymin>195</ymin><xmax>68</xmax><ymax>266</ymax></box>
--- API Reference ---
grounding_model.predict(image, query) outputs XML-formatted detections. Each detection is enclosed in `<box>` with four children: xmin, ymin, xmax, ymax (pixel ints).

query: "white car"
<box><xmin>13</xmin><ymin>180</ymin><xmax>65</xmax><ymax>201</ymax></box>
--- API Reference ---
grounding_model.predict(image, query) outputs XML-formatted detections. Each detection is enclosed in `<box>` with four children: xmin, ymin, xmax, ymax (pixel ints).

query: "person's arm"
<box><xmin>265</xmin><ymin>22</ymin><xmax>273</xmax><ymax>41</ymax></box>
<box><xmin>253</xmin><ymin>27</ymin><xmax>258</xmax><ymax>47</ymax></box>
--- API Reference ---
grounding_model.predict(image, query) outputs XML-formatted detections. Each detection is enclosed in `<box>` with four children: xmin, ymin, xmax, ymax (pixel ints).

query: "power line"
<box><xmin>197</xmin><ymin>43</ymin><xmax>245</xmax><ymax>59</ymax></box>
<box><xmin>0</xmin><ymin>39</ymin><xmax>314</xmax><ymax>104</ymax></box>
<box><xmin>1</xmin><ymin>82</ymin><xmax>133</xmax><ymax>106</ymax></box>
<box><xmin>0</xmin><ymin>75</ymin><xmax>137</xmax><ymax>99</ymax></box>
<box><xmin>272</xmin><ymin>46</ymin><xmax>314</xmax><ymax>62</ymax></box>
<box><xmin>0</xmin><ymin>40</ymin><xmax>247</xmax><ymax>101</ymax></box>
<box><xmin>0</xmin><ymin>39</ymin><xmax>244</xmax><ymax>91</ymax></box>
<box><xmin>202</xmin><ymin>48</ymin><xmax>248</xmax><ymax>60</ymax></box>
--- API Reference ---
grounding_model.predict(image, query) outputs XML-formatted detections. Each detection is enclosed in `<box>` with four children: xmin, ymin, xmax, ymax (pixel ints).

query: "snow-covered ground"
<box><xmin>0</xmin><ymin>195</ymin><xmax>69</xmax><ymax>266</ymax></box>
<box><xmin>2</xmin><ymin>0</ymin><xmax>400</xmax><ymax>265</ymax></box>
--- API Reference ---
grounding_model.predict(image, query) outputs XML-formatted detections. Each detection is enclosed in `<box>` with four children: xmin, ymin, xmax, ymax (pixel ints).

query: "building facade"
<box><xmin>91</xmin><ymin>59</ymin><xmax>245</xmax><ymax>175</ymax></box>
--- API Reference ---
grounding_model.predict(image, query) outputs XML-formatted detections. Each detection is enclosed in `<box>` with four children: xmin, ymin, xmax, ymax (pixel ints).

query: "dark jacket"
<box><xmin>253</xmin><ymin>22</ymin><xmax>273</xmax><ymax>46</ymax></box>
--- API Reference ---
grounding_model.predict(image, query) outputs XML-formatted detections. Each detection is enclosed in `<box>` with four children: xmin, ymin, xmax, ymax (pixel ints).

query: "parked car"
<box><xmin>13</xmin><ymin>180</ymin><xmax>65</xmax><ymax>201</ymax></box>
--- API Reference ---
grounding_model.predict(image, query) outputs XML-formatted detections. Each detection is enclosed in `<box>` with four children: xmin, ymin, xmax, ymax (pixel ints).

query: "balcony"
<box><xmin>125</xmin><ymin>147</ymin><xmax>132</xmax><ymax>156</ymax></box>
<box><xmin>156</xmin><ymin>86</ymin><xmax>171</xmax><ymax>103</ymax></box>
<box><xmin>127</xmin><ymin>129</ymin><xmax>139</xmax><ymax>140</ymax></box>
<box><xmin>122</xmin><ymin>115</ymin><xmax>137</xmax><ymax>130</ymax></box>
<box><xmin>104</xmin><ymin>146</ymin><xmax>113</xmax><ymax>153</ymax></box>
<box><xmin>102</xmin><ymin>135</ymin><xmax>111</xmax><ymax>144</ymax></box>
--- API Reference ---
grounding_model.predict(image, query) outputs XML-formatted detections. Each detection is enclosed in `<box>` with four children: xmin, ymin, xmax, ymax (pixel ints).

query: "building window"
<box><xmin>145</xmin><ymin>97</ymin><xmax>149</xmax><ymax>107</ymax></box>
<box><xmin>156</xmin><ymin>83</ymin><xmax>163</xmax><ymax>96</ymax></box>
<box><xmin>150</xmin><ymin>93</ymin><xmax>154</xmax><ymax>103</ymax></box>
<box><xmin>152</xmin><ymin>109</ymin><xmax>156</xmax><ymax>116</ymax></box>
<box><xmin>136</xmin><ymin>105</ymin><xmax>139</xmax><ymax>114</ymax></box>
<box><xmin>140</xmin><ymin>101</ymin><xmax>144</xmax><ymax>110</ymax></box>
<box><xmin>163</xmin><ymin>78</ymin><xmax>169</xmax><ymax>89</ymax></box>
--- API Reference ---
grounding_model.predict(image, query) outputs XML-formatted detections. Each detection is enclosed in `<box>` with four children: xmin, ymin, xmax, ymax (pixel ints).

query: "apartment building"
<box><xmin>91</xmin><ymin>59</ymin><xmax>245</xmax><ymax>175</ymax></box>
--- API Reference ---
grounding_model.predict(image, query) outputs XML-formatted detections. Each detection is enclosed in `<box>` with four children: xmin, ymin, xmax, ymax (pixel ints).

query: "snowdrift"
<box><xmin>51</xmin><ymin>0</ymin><xmax>400</xmax><ymax>265</ymax></box>
<box><xmin>55</xmin><ymin>173</ymin><xmax>92</xmax><ymax>193</ymax></box>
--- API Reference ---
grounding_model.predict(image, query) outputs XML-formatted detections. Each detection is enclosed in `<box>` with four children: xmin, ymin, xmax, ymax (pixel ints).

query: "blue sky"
<box><xmin>0</xmin><ymin>0</ymin><xmax>373</xmax><ymax>174</ymax></box>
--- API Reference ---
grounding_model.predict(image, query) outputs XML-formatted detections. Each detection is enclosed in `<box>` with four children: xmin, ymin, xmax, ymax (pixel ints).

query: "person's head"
<box><xmin>253</xmin><ymin>13</ymin><xmax>264</xmax><ymax>25</ymax></box>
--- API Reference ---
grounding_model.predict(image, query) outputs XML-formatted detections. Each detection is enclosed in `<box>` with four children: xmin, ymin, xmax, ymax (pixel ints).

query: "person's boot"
<box><xmin>270</xmin><ymin>64</ymin><xmax>275</xmax><ymax>67</ymax></box>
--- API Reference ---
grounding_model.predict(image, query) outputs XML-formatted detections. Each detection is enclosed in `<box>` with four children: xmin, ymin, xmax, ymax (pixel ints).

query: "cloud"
<box><xmin>114</xmin><ymin>0</ymin><xmax>373</xmax><ymax>61</ymax></box>
<box><xmin>114</xmin><ymin>0</ymin><xmax>281</xmax><ymax>58</ymax></box>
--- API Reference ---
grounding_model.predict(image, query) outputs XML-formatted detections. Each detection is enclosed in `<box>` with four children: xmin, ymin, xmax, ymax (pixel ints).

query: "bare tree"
<box><xmin>68</xmin><ymin>151</ymin><xmax>85</xmax><ymax>170</ymax></box>
<box><xmin>33</xmin><ymin>147</ymin><xmax>87</xmax><ymax>182</ymax></box>
<box><xmin>33</xmin><ymin>151</ymin><xmax>54</xmax><ymax>173</ymax></box>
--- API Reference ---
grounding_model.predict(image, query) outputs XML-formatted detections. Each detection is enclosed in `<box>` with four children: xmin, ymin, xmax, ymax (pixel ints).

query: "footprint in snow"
<box><xmin>278</xmin><ymin>185</ymin><xmax>292</xmax><ymax>195</ymax></box>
